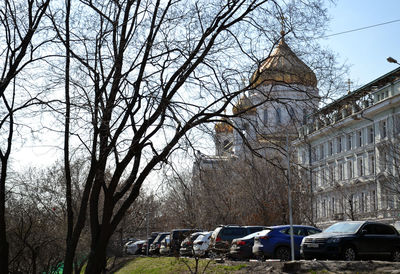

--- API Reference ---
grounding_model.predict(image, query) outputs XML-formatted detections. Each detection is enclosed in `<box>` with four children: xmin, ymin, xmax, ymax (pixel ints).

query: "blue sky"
<box><xmin>321</xmin><ymin>0</ymin><xmax>400</xmax><ymax>89</ymax></box>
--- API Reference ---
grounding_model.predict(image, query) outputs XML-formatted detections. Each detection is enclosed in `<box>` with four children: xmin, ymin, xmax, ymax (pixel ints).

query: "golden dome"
<box><xmin>232</xmin><ymin>94</ymin><xmax>257</xmax><ymax>115</ymax></box>
<box><xmin>251</xmin><ymin>38</ymin><xmax>317</xmax><ymax>88</ymax></box>
<box><xmin>215</xmin><ymin>117</ymin><xmax>233</xmax><ymax>133</ymax></box>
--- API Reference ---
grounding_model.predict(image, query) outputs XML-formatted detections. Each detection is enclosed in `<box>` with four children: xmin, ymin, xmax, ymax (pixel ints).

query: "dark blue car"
<box><xmin>252</xmin><ymin>225</ymin><xmax>321</xmax><ymax>260</ymax></box>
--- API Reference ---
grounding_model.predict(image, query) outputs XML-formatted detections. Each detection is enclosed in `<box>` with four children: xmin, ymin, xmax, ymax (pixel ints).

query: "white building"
<box><xmin>295</xmin><ymin>67</ymin><xmax>400</xmax><ymax>226</ymax></box>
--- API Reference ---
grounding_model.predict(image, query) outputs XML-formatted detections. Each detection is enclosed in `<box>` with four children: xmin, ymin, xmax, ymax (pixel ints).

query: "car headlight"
<box><xmin>326</xmin><ymin>238</ymin><xmax>340</xmax><ymax>244</ymax></box>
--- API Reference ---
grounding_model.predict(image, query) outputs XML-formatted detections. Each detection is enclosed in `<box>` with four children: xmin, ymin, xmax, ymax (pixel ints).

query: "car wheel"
<box><xmin>208</xmin><ymin>251</ymin><xmax>217</xmax><ymax>259</ymax></box>
<box><xmin>392</xmin><ymin>249</ymin><xmax>400</xmax><ymax>262</ymax></box>
<box><xmin>342</xmin><ymin>246</ymin><xmax>356</xmax><ymax>261</ymax></box>
<box><xmin>275</xmin><ymin>247</ymin><xmax>290</xmax><ymax>261</ymax></box>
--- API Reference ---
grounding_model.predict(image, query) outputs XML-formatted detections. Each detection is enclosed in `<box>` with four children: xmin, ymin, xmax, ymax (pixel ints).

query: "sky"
<box><xmin>11</xmin><ymin>0</ymin><xmax>400</xmax><ymax>169</ymax></box>
<box><xmin>321</xmin><ymin>0</ymin><xmax>400</xmax><ymax>90</ymax></box>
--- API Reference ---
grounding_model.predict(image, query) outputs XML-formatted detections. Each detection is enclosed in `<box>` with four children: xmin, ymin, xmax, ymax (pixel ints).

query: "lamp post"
<box><xmin>286</xmin><ymin>132</ymin><xmax>295</xmax><ymax>261</ymax></box>
<box><xmin>387</xmin><ymin>57</ymin><xmax>400</xmax><ymax>66</ymax></box>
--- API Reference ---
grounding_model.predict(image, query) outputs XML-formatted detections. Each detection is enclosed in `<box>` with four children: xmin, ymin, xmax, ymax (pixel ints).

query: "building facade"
<box><xmin>295</xmin><ymin>67</ymin><xmax>400</xmax><ymax>227</ymax></box>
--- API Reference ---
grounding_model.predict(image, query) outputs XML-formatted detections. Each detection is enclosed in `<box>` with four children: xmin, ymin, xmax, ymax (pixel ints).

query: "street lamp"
<box><xmin>387</xmin><ymin>57</ymin><xmax>400</xmax><ymax>65</ymax></box>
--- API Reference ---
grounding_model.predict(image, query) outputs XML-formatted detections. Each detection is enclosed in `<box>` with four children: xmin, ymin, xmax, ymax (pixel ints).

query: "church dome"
<box><xmin>215</xmin><ymin>117</ymin><xmax>233</xmax><ymax>133</ymax></box>
<box><xmin>251</xmin><ymin>38</ymin><xmax>317</xmax><ymax>88</ymax></box>
<box><xmin>232</xmin><ymin>94</ymin><xmax>257</xmax><ymax>115</ymax></box>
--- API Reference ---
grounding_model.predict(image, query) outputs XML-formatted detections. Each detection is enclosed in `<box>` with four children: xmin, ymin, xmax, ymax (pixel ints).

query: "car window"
<box><xmin>279</xmin><ymin>227</ymin><xmax>306</xmax><ymax>236</ymax></box>
<box><xmin>307</xmin><ymin>228</ymin><xmax>321</xmax><ymax>235</ymax></box>
<box><xmin>279</xmin><ymin>228</ymin><xmax>289</xmax><ymax>234</ymax></box>
<box><xmin>376</xmin><ymin>224</ymin><xmax>396</xmax><ymax>235</ymax></box>
<box><xmin>247</xmin><ymin>226</ymin><xmax>265</xmax><ymax>234</ymax></box>
<box><xmin>222</xmin><ymin>227</ymin><xmax>246</xmax><ymax>237</ymax></box>
<box><xmin>363</xmin><ymin>224</ymin><xmax>376</xmax><ymax>234</ymax></box>
<box><xmin>294</xmin><ymin>227</ymin><xmax>306</xmax><ymax>236</ymax></box>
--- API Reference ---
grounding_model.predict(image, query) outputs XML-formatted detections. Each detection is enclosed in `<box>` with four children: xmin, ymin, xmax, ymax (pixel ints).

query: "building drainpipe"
<box><xmin>308</xmin><ymin>142</ymin><xmax>314</xmax><ymax>224</ymax></box>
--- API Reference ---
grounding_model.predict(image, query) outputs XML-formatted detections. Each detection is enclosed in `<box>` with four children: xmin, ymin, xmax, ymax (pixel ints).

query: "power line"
<box><xmin>319</xmin><ymin>19</ymin><xmax>400</xmax><ymax>39</ymax></box>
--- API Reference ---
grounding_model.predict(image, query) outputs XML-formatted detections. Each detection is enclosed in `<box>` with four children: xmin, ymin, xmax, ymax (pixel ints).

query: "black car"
<box><xmin>229</xmin><ymin>230</ymin><xmax>264</xmax><ymax>260</ymax></box>
<box><xmin>208</xmin><ymin>225</ymin><xmax>266</xmax><ymax>257</ymax></box>
<box><xmin>301</xmin><ymin>221</ymin><xmax>400</xmax><ymax>261</ymax></box>
<box><xmin>170</xmin><ymin>229</ymin><xmax>202</xmax><ymax>255</ymax></box>
<box><xmin>142</xmin><ymin>232</ymin><xmax>160</xmax><ymax>254</ymax></box>
<box><xmin>149</xmin><ymin>232</ymin><xmax>169</xmax><ymax>255</ymax></box>
<box><xmin>179</xmin><ymin>232</ymin><xmax>203</xmax><ymax>257</ymax></box>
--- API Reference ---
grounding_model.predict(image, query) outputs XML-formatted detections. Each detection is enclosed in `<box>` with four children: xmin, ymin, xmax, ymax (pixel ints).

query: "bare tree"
<box><xmin>0</xmin><ymin>1</ymin><xmax>51</xmax><ymax>272</ymax></box>
<box><xmin>40</xmin><ymin>0</ymin><xmax>337</xmax><ymax>272</ymax></box>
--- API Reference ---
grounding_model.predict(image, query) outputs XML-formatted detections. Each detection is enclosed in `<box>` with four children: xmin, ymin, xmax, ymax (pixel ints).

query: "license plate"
<box><xmin>308</xmin><ymin>243</ymin><xmax>319</xmax><ymax>248</ymax></box>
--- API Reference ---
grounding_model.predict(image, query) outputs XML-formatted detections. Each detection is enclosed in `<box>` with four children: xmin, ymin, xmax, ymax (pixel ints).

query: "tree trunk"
<box><xmin>85</xmin><ymin>234</ymin><xmax>109</xmax><ymax>274</ymax></box>
<box><xmin>0</xmin><ymin>160</ymin><xmax>9</xmax><ymax>274</ymax></box>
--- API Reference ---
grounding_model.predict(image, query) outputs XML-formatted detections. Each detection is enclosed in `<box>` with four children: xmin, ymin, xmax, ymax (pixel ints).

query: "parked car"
<box><xmin>193</xmin><ymin>231</ymin><xmax>213</xmax><ymax>257</ymax></box>
<box><xmin>142</xmin><ymin>232</ymin><xmax>160</xmax><ymax>254</ymax></box>
<box><xmin>229</xmin><ymin>231</ymin><xmax>265</xmax><ymax>260</ymax></box>
<box><xmin>209</xmin><ymin>225</ymin><xmax>266</xmax><ymax>256</ymax></box>
<box><xmin>159</xmin><ymin>235</ymin><xmax>171</xmax><ymax>255</ymax></box>
<box><xmin>179</xmin><ymin>232</ymin><xmax>204</xmax><ymax>257</ymax></box>
<box><xmin>301</xmin><ymin>221</ymin><xmax>400</xmax><ymax>261</ymax></box>
<box><xmin>125</xmin><ymin>240</ymin><xmax>146</xmax><ymax>255</ymax></box>
<box><xmin>252</xmin><ymin>225</ymin><xmax>321</xmax><ymax>260</ymax></box>
<box><xmin>149</xmin><ymin>232</ymin><xmax>170</xmax><ymax>255</ymax></box>
<box><xmin>170</xmin><ymin>229</ymin><xmax>202</xmax><ymax>255</ymax></box>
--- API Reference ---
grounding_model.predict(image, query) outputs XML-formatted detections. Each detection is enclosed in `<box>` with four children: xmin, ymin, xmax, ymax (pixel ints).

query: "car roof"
<box><xmin>266</xmin><ymin>225</ymin><xmax>319</xmax><ymax>230</ymax></box>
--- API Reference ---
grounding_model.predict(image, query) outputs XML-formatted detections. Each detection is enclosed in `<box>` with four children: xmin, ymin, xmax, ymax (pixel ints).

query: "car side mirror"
<box><xmin>360</xmin><ymin>229</ymin><xmax>367</xmax><ymax>235</ymax></box>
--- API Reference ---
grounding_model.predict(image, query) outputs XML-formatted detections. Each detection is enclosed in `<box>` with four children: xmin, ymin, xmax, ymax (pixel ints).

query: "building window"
<box><xmin>331</xmin><ymin>197</ymin><xmax>335</xmax><ymax>215</ymax></box>
<box><xmin>357</xmin><ymin>157</ymin><xmax>364</xmax><ymax>177</ymax></box>
<box><xmin>329</xmin><ymin>164</ymin><xmax>334</xmax><ymax>183</ymax></box>
<box><xmin>312</xmin><ymin>169</ymin><xmax>317</xmax><ymax>187</ymax></box>
<box><xmin>263</xmin><ymin>109</ymin><xmax>268</xmax><ymax>124</ymax></box>
<box><xmin>338</xmin><ymin>162</ymin><xmax>344</xmax><ymax>181</ymax></box>
<box><xmin>347</xmin><ymin>134</ymin><xmax>352</xmax><ymax>151</ymax></box>
<box><xmin>276</xmin><ymin>108</ymin><xmax>281</xmax><ymax>125</ymax></box>
<box><xmin>357</xmin><ymin>130</ymin><xmax>363</xmax><ymax>147</ymax></box>
<box><xmin>321</xmin><ymin>167</ymin><xmax>325</xmax><ymax>186</ymax></box>
<box><xmin>369</xmin><ymin>154</ymin><xmax>375</xmax><ymax>175</ymax></box>
<box><xmin>328</xmin><ymin>141</ymin><xmax>333</xmax><ymax>156</ymax></box>
<box><xmin>311</xmin><ymin>147</ymin><xmax>316</xmax><ymax>163</ymax></box>
<box><xmin>380</xmin><ymin>120</ymin><xmax>387</xmax><ymax>138</ymax></box>
<box><xmin>368</xmin><ymin>126</ymin><xmax>374</xmax><ymax>144</ymax></box>
<box><xmin>322</xmin><ymin>199</ymin><xmax>326</xmax><ymax>217</ymax></box>
<box><xmin>319</xmin><ymin>144</ymin><xmax>324</xmax><ymax>160</ymax></box>
<box><xmin>348</xmin><ymin>160</ymin><xmax>353</xmax><ymax>179</ymax></box>
<box><xmin>337</xmin><ymin>136</ymin><xmax>342</xmax><ymax>153</ymax></box>
<box><xmin>395</xmin><ymin>115</ymin><xmax>400</xmax><ymax>134</ymax></box>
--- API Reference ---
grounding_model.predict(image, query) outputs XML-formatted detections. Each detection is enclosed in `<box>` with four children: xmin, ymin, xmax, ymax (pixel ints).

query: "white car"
<box><xmin>125</xmin><ymin>240</ymin><xmax>146</xmax><ymax>255</ymax></box>
<box><xmin>193</xmin><ymin>231</ymin><xmax>212</xmax><ymax>257</ymax></box>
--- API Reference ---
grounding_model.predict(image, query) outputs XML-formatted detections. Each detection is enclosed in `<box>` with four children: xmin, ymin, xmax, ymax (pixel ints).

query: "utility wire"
<box><xmin>319</xmin><ymin>19</ymin><xmax>400</xmax><ymax>39</ymax></box>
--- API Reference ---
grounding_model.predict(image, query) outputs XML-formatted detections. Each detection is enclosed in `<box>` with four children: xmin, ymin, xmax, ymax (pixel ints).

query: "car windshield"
<box><xmin>324</xmin><ymin>222</ymin><xmax>362</xmax><ymax>233</ymax></box>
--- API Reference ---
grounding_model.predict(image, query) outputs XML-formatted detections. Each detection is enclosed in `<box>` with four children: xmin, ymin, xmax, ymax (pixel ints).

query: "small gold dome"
<box><xmin>232</xmin><ymin>94</ymin><xmax>257</xmax><ymax>115</ymax></box>
<box><xmin>215</xmin><ymin>117</ymin><xmax>233</xmax><ymax>133</ymax></box>
<box><xmin>251</xmin><ymin>38</ymin><xmax>317</xmax><ymax>88</ymax></box>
